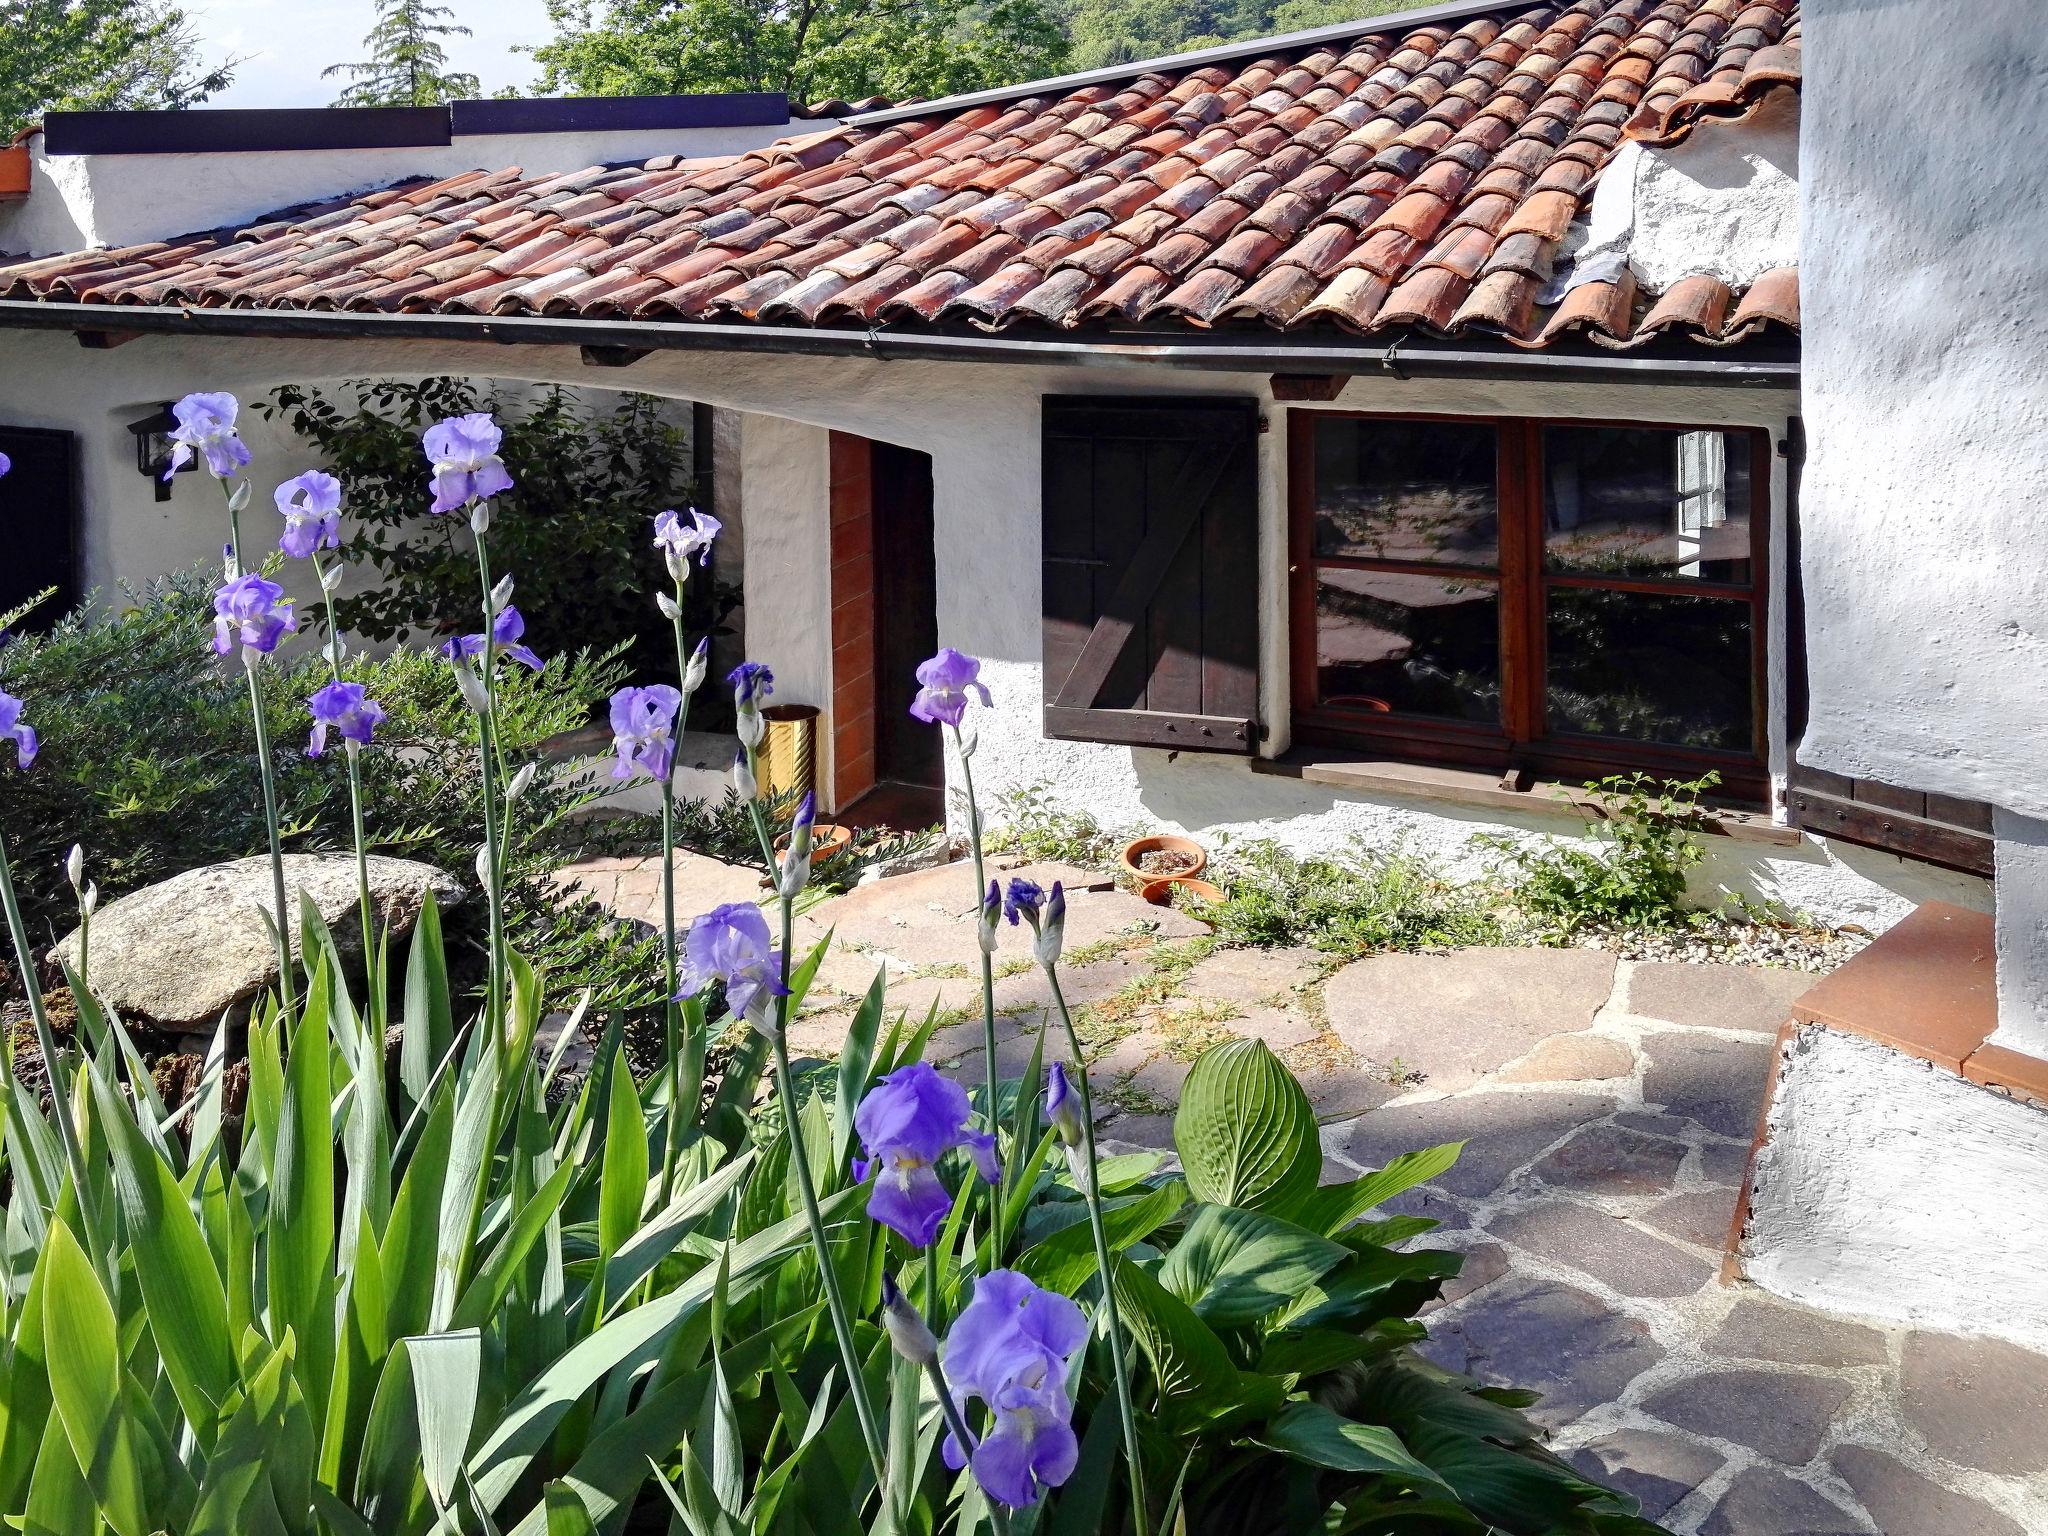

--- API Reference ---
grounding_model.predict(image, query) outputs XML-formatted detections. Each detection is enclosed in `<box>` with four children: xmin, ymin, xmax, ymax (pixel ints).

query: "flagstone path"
<box><xmin>558</xmin><ymin>851</ymin><xmax>2048</xmax><ymax>1536</ymax></box>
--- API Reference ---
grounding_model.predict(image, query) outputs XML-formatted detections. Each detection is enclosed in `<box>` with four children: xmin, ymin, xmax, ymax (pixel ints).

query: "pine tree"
<box><xmin>324</xmin><ymin>0</ymin><xmax>482</xmax><ymax>106</ymax></box>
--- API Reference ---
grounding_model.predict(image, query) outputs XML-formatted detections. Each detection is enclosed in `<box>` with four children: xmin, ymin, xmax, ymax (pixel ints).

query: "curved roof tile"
<box><xmin>0</xmin><ymin>0</ymin><xmax>1800</xmax><ymax>350</ymax></box>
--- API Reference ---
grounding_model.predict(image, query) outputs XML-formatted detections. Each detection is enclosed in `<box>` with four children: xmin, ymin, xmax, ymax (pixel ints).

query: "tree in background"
<box><xmin>0</xmin><ymin>0</ymin><xmax>234</xmax><ymax>138</ymax></box>
<box><xmin>1063</xmin><ymin>0</ymin><xmax>1411</xmax><ymax>70</ymax></box>
<box><xmin>527</xmin><ymin>0</ymin><xmax>1067</xmax><ymax>104</ymax></box>
<box><xmin>325</xmin><ymin>0</ymin><xmax>481</xmax><ymax>106</ymax></box>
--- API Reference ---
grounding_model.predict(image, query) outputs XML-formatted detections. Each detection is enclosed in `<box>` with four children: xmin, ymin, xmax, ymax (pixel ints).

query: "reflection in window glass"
<box><xmin>1316</xmin><ymin>570</ymin><xmax>1500</xmax><ymax>724</ymax></box>
<box><xmin>1542</xmin><ymin>426</ymin><xmax>1753</xmax><ymax>582</ymax></box>
<box><xmin>1312</xmin><ymin>418</ymin><xmax>1499</xmax><ymax>566</ymax></box>
<box><xmin>1546</xmin><ymin>589</ymin><xmax>1753</xmax><ymax>752</ymax></box>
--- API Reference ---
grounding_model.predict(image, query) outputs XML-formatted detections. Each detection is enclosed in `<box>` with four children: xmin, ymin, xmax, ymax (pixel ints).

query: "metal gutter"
<box><xmin>844</xmin><ymin>0</ymin><xmax>1526</xmax><ymax>127</ymax></box>
<box><xmin>0</xmin><ymin>299</ymin><xmax>1800</xmax><ymax>388</ymax></box>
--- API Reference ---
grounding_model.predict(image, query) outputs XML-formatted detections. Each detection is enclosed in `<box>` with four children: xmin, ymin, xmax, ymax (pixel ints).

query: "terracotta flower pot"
<box><xmin>1120</xmin><ymin>833</ymin><xmax>1206</xmax><ymax>883</ymax></box>
<box><xmin>1140</xmin><ymin>875</ymin><xmax>1225</xmax><ymax>908</ymax></box>
<box><xmin>774</xmin><ymin>823</ymin><xmax>854</xmax><ymax>864</ymax></box>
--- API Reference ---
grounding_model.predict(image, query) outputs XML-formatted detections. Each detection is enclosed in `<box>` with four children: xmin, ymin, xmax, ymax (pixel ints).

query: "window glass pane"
<box><xmin>1546</xmin><ymin>588</ymin><xmax>1753</xmax><ymax>752</ymax></box>
<box><xmin>1543</xmin><ymin>426</ymin><xmax>1754</xmax><ymax>582</ymax></box>
<box><xmin>1316</xmin><ymin>570</ymin><xmax>1500</xmax><ymax>724</ymax></box>
<box><xmin>1312</xmin><ymin>417</ymin><xmax>1498</xmax><ymax>565</ymax></box>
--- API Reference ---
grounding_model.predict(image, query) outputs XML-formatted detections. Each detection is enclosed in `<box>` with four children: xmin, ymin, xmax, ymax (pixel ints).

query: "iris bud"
<box><xmin>470</xmin><ymin>500</ymin><xmax>492</xmax><ymax>535</ymax></box>
<box><xmin>1034</xmin><ymin>881</ymin><xmax>1066</xmax><ymax>968</ymax></box>
<box><xmin>879</xmin><ymin>1273</ymin><xmax>940</xmax><ymax>1366</ymax></box>
<box><xmin>320</xmin><ymin>561</ymin><xmax>346</xmax><ymax>593</ymax></box>
<box><xmin>490</xmin><ymin>573</ymin><xmax>515</xmax><ymax>611</ymax></box>
<box><xmin>64</xmin><ymin>844</ymin><xmax>83</xmax><ymax>891</ymax></box>
<box><xmin>227</xmin><ymin>480</ymin><xmax>252</xmax><ymax>513</ymax></box>
<box><xmin>733</xmin><ymin>748</ymin><xmax>756</xmax><ymax>800</ymax></box>
<box><xmin>507</xmin><ymin>762</ymin><xmax>538</xmax><ymax>803</ymax></box>
<box><xmin>778</xmin><ymin>791</ymin><xmax>816</xmax><ymax>899</ymax></box>
<box><xmin>473</xmin><ymin>844</ymin><xmax>493</xmax><ymax>889</ymax></box>
<box><xmin>451</xmin><ymin>659</ymin><xmax>490</xmax><ymax>715</ymax></box>
<box><xmin>656</xmin><ymin>591</ymin><xmax>681</xmax><ymax>621</ymax></box>
<box><xmin>683</xmin><ymin>636</ymin><xmax>710</xmax><ymax>693</ymax></box>
<box><xmin>977</xmin><ymin>878</ymin><xmax>1001</xmax><ymax>955</ymax></box>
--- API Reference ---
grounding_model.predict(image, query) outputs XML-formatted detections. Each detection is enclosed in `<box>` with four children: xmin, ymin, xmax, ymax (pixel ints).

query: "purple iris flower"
<box><xmin>1004</xmin><ymin>878</ymin><xmax>1045</xmax><ymax>927</ymax></box>
<box><xmin>910</xmin><ymin>648</ymin><xmax>992</xmax><ymax>727</ymax></box>
<box><xmin>609</xmin><ymin>684</ymin><xmax>683</xmax><ymax>781</ymax></box>
<box><xmin>940</xmin><ymin>1270</ymin><xmax>1087</xmax><ymax>1507</ymax></box>
<box><xmin>851</xmin><ymin>1063</ymin><xmax>999</xmax><ymax>1247</ymax></box>
<box><xmin>0</xmin><ymin>451</ymin><xmax>11</xmax><ymax>478</ymax></box>
<box><xmin>275</xmin><ymin>470</ymin><xmax>342</xmax><ymax>559</ymax></box>
<box><xmin>653</xmin><ymin>507</ymin><xmax>720</xmax><ymax>577</ymax></box>
<box><xmin>438</xmin><ymin>604</ymin><xmax>543</xmax><ymax>671</ymax></box>
<box><xmin>307</xmin><ymin>680</ymin><xmax>385</xmax><ymax>757</ymax></box>
<box><xmin>728</xmin><ymin>661</ymin><xmax>774</xmax><ymax>707</ymax></box>
<box><xmin>0</xmin><ymin>688</ymin><xmax>37</xmax><ymax>769</ymax></box>
<box><xmin>424</xmin><ymin>412</ymin><xmax>514</xmax><ymax>514</ymax></box>
<box><xmin>165</xmin><ymin>392</ymin><xmax>253</xmax><ymax>480</ymax></box>
<box><xmin>680</xmin><ymin>901</ymin><xmax>788</xmax><ymax>1034</ymax></box>
<box><xmin>211</xmin><ymin>574</ymin><xmax>297</xmax><ymax>657</ymax></box>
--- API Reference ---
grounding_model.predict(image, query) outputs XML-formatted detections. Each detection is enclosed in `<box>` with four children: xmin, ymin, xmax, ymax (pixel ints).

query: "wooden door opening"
<box><xmin>829</xmin><ymin>432</ymin><xmax>942</xmax><ymax>825</ymax></box>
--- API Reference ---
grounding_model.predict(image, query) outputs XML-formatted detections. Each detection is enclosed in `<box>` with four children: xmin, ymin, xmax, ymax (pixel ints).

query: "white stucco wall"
<box><xmin>1744</xmin><ymin>1026</ymin><xmax>2048</xmax><ymax>1352</ymax></box>
<box><xmin>1573</xmin><ymin>87</ymin><xmax>1799</xmax><ymax>294</ymax></box>
<box><xmin>1800</xmin><ymin>1</ymin><xmax>2048</xmax><ymax>809</ymax></box>
<box><xmin>1801</xmin><ymin>0</ymin><xmax>2048</xmax><ymax>1039</ymax></box>
<box><xmin>0</xmin><ymin>323</ymin><xmax>1987</xmax><ymax>930</ymax></box>
<box><xmin>0</xmin><ymin>118</ymin><xmax>813</xmax><ymax>259</ymax></box>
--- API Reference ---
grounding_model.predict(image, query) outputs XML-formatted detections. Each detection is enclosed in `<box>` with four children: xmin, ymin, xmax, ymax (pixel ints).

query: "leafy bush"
<box><xmin>259</xmin><ymin>379</ymin><xmax>739</xmax><ymax>693</ymax></box>
<box><xmin>0</xmin><ymin>915</ymin><xmax>1666</xmax><ymax>1536</ymax></box>
<box><xmin>988</xmin><ymin>781</ymin><xmax>1125</xmax><ymax>866</ymax></box>
<box><xmin>1482</xmin><ymin>772</ymin><xmax>1719</xmax><ymax>936</ymax></box>
<box><xmin>0</xmin><ymin>569</ymin><xmax>652</xmax><ymax>1001</ymax></box>
<box><xmin>1205</xmin><ymin>839</ymin><xmax>1505</xmax><ymax>956</ymax></box>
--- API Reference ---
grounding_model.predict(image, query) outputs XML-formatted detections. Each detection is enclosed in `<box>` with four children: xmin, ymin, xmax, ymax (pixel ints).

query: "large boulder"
<box><xmin>49</xmin><ymin>853</ymin><xmax>462</xmax><ymax>1030</ymax></box>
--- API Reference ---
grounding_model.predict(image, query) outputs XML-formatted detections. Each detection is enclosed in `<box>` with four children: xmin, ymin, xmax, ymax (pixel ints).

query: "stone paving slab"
<box><xmin>1624</xmin><ymin>962</ymin><xmax>1814</xmax><ymax>1037</ymax></box>
<box><xmin>1323</xmin><ymin>947</ymin><xmax>1616</xmax><ymax>1092</ymax></box>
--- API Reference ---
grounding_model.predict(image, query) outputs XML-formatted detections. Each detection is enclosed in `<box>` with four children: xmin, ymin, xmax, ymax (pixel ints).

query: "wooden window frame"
<box><xmin>1287</xmin><ymin>409</ymin><xmax>1772</xmax><ymax>803</ymax></box>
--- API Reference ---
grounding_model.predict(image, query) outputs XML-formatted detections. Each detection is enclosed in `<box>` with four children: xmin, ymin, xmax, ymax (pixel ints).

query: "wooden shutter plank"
<box><xmin>1786</xmin><ymin>763</ymin><xmax>1994</xmax><ymax>877</ymax></box>
<box><xmin>1050</xmin><ymin>442</ymin><xmax>1236</xmax><ymax>711</ymax></box>
<box><xmin>1042</xmin><ymin>396</ymin><xmax>1259</xmax><ymax>754</ymax></box>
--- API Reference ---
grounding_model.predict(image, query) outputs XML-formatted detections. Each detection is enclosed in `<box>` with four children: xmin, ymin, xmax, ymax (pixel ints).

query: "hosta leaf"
<box><xmin>1405</xmin><ymin>1420</ymin><xmax>1609</xmax><ymax>1529</ymax></box>
<box><xmin>1173</xmin><ymin>1039</ymin><xmax>1319</xmax><ymax>1213</ymax></box>
<box><xmin>1255</xmin><ymin>1401</ymin><xmax>1446</xmax><ymax>1491</ymax></box>
<box><xmin>1014</xmin><ymin>1180</ymin><xmax>1186</xmax><ymax>1295</ymax></box>
<box><xmin>1109</xmin><ymin>1255</ymin><xmax>1255</xmax><ymax>1425</ymax></box>
<box><xmin>1280</xmin><ymin>1143</ymin><xmax>1464</xmax><ymax>1238</ymax></box>
<box><xmin>1157</xmin><ymin>1204</ymin><xmax>1348</xmax><ymax>1326</ymax></box>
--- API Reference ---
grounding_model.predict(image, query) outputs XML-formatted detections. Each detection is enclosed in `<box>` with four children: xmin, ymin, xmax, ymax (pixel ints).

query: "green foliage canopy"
<box><xmin>0</xmin><ymin>0</ymin><xmax>234</xmax><ymax>139</ymax></box>
<box><xmin>528</xmin><ymin>0</ymin><xmax>1068</xmax><ymax>104</ymax></box>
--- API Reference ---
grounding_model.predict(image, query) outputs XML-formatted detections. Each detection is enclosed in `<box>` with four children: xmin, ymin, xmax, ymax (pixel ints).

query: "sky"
<box><xmin>186</xmin><ymin>0</ymin><xmax>557</xmax><ymax>109</ymax></box>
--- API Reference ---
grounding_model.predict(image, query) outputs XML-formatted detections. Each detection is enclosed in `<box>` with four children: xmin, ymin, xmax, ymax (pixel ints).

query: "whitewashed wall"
<box><xmin>0</xmin><ymin>323</ymin><xmax>1986</xmax><ymax>929</ymax></box>
<box><xmin>1801</xmin><ymin>0</ymin><xmax>2048</xmax><ymax>1046</ymax></box>
<box><xmin>0</xmin><ymin>117</ymin><xmax>813</xmax><ymax>259</ymax></box>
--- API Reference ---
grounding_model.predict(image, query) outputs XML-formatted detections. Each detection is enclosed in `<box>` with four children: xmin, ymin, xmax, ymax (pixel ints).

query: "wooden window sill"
<box><xmin>1248</xmin><ymin>748</ymin><xmax>1802</xmax><ymax>847</ymax></box>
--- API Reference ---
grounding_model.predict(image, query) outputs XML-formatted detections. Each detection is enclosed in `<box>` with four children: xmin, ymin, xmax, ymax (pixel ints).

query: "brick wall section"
<box><xmin>828</xmin><ymin>431</ymin><xmax>876</xmax><ymax>812</ymax></box>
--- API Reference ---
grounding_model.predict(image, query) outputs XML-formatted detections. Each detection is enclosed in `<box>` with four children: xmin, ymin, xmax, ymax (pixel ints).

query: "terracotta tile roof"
<box><xmin>0</xmin><ymin>0</ymin><xmax>1800</xmax><ymax>350</ymax></box>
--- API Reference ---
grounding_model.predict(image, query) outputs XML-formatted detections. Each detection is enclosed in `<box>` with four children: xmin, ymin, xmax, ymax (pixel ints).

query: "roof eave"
<box><xmin>0</xmin><ymin>298</ymin><xmax>1800</xmax><ymax>388</ymax></box>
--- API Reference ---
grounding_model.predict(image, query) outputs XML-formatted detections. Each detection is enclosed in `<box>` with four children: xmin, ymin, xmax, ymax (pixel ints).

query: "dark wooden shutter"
<box><xmin>1041</xmin><ymin>396</ymin><xmax>1259</xmax><ymax>753</ymax></box>
<box><xmin>0</xmin><ymin>425</ymin><xmax>78</xmax><ymax>628</ymax></box>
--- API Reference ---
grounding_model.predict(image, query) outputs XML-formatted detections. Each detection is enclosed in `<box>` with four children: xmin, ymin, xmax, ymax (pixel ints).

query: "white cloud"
<box><xmin>184</xmin><ymin>0</ymin><xmax>556</xmax><ymax>109</ymax></box>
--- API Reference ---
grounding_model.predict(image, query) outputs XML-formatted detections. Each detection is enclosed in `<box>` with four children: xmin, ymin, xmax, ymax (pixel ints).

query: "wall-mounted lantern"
<box><xmin>125</xmin><ymin>403</ymin><xmax>188</xmax><ymax>503</ymax></box>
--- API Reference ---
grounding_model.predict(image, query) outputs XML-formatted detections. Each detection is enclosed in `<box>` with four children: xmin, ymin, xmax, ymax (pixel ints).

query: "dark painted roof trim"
<box><xmin>845</xmin><ymin>0</ymin><xmax>1521</xmax><ymax>127</ymax></box>
<box><xmin>0</xmin><ymin>299</ymin><xmax>1801</xmax><ymax>388</ymax></box>
<box><xmin>42</xmin><ymin>93</ymin><xmax>793</xmax><ymax>157</ymax></box>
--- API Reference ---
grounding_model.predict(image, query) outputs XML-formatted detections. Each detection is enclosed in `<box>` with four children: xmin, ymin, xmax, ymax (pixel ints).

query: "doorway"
<box><xmin>827</xmin><ymin>432</ymin><xmax>942</xmax><ymax>827</ymax></box>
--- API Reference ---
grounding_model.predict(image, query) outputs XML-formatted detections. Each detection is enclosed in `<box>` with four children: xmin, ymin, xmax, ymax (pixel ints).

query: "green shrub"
<box><xmin>0</xmin><ymin>568</ymin><xmax>628</xmax><ymax>989</ymax></box>
<box><xmin>1482</xmin><ymin>772</ymin><xmax>1719</xmax><ymax>936</ymax></box>
<box><xmin>1205</xmin><ymin>839</ymin><xmax>1505</xmax><ymax>956</ymax></box>
<box><xmin>989</xmin><ymin>781</ymin><xmax>1124</xmax><ymax>866</ymax></box>
<box><xmin>258</xmin><ymin>378</ymin><xmax>740</xmax><ymax>696</ymax></box>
